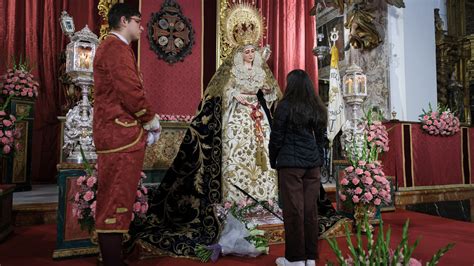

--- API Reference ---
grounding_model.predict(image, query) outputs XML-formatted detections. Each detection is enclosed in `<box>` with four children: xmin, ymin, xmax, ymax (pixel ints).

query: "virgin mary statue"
<box><xmin>125</xmin><ymin>3</ymin><xmax>346</xmax><ymax>259</ymax></box>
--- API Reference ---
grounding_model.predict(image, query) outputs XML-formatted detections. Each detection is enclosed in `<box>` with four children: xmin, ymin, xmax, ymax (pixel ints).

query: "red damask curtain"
<box><xmin>0</xmin><ymin>0</ymin><xmax>100</xmax><ymax>183</ymax></box>
<box><xmin>258</xmin><ymin>0</ymin><xmax>319</xmax><ymax>93</ymax></box>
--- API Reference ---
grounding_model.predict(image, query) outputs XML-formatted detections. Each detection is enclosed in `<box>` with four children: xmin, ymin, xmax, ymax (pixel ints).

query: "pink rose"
<box><xmin>364</xmin><ymin>192</ymin><xmax>373</xmax><ymax>201</ymax></box>
<box><xmin>5</xmin><ymin>130</ymin><xmax>12</xmax><ymax>137</ymax></box>
<box><xmin>423</xmin><ymin>115</ymin><xmax>429</xmax><ymax>120</ymax></box>
<box><xmin>136</xmin><ymin>190</ymin><xmax>143</xmax><ymax>198</ymax></box>
<box><xmin>370</xmin><ymin>187</ymin><xmax>378</xmax><ymax>194</ymax></box>
<box><xmin>268</xmin><ymin>199</ymin><xmax>274</xmax><ymax>206</ymax></box>
<box><xmin>76</xmin><ymin>176</ymin><xmax>86</xmax><ymax>186</ymax></box>
<box><xmin>408</xmin><ymin>258</ymin><xmax>422</xmax><ymax>266</ymax></box>
<box><xmin>374</xmin><ymin>198</ymin><xmax>382</xmax><ymax>205</ymax></box>
<box><xmin>142</xmin><ymin>186</ymin><xmax>148</xmax><ymax>194</ymax></box>
<box><xmin>340</xmin><ymin>178</ymin><xmax>349</xmax><ymax>185</ymax></box>
<box><xmin>140</xmin><ymin>203</ymin><xmax>148</xmax><ymax>214</ymax></box>
<box><xmin>91</xmin><ymin>201</ymin><xmax>97</xmax><ymax>212</ymax></box>
<box><xmin>355</xmin><ymin>168</ymin><xmax>364</xmax><ymax>175</ymax></box>
<box><xmin>352</xmin><ymin>178</ymin><xmax>360</xmax><ymax>185</ymax></box>
<box><xmin>358</xmin><ymin>160</ymin><xmax>366</xmax><ymax>166</ymax></box>
<box><xmin>238</xmin><ymin>199</ymin><xmax>247</xmax><ymax>208</ymax></box>
<box><xmin>354</xmin><ymin>187</ymin><xmax>363</xmax><ymax>195</ymax></box>
<box><xmin>3</xmin><ymin>120</ymin><xmax>12</xmax><ymax>127</ymax></box>
<box><xmin>83</xmin><ymin>191</ymin><xmax>94</xmax><ymax>201</ymax></box>
<box><xmin>86</xmin><ymin>176</ymin><xmax>97</xmax><ymax>188</ymax></box>
<box><xmin>345</xmin><ymin>166</ymin><xmax>354</xmax><ymax>173</ymax></box>
<box><xmin>352</xmin><ymin>195</ymin><xmax>360</xmax><ymax>203</ymax></box>
<box><xmin>339</xmin><ymin>193</ymin><xmax>346</xmax><ymax>201</ymax></box>
<box><xmin>133</xmin><ymin>202</ymin><xmax>141</xmax><ymax>212</ymax></box>
<box><xmin>366</xmin><ymin>163</ymin><xmax>375</xmax><ymax>169</ymax></box>
<box><xmin>224</xmin><ymin>201</ymin><xmax>232</xmax><ymax>209</ymax></box>
<box><xmin>74</xmin><ymin>192</ymin><xmax>80</xmax><ymax>201</ymax></box>
<box><xmin>364</xmin><ymin>171</ymin><xmax>371</xmax><ymax>177</ymax></box>
<box><xmin>364</xmin><ymin>177</ymin><xmax>374</xmax><ymax>185</ymax></box>
<box><xmin>0</xmin><ymin>111</ymin><xmax>5</xmax><ymax>116</ymax></box>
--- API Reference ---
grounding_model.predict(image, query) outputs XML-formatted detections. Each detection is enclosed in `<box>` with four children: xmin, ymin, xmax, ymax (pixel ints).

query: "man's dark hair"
<box><xmin>108</xmin><ymin>3</ymin><xmax>141</xmax><ymax>30</ymax></box>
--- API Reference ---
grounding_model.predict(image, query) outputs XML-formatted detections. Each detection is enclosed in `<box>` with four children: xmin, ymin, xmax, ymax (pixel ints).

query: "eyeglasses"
<box><xmin>130</xmin><ymin>17</ymin><xmax>142</xmax><ymax>24</ymax></box>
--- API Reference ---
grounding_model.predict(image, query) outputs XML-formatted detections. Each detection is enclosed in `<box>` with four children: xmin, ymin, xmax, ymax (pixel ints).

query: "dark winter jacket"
<box><xmin>269</xmin><ymin>100</ymin><xmax>325</xmax><ymax>169</ymax></box>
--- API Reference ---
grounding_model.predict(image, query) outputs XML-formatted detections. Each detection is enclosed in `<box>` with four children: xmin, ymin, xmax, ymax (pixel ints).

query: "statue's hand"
<box><xmin>261</xmin><ymin>85</ymin><xmax>272</xmax><ymax>94</ymax></box>
<box><xmin>262</xmin><ymin>44</ymin><xmax>271</xmax><ymax>62</ymax></box>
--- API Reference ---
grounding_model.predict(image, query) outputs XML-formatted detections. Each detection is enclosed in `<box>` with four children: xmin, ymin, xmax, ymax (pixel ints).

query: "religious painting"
<box><xmin>75</xmin><ymin>46</ymin><xmax>93</xmax><ymax>70</ymax></box>
<box><xmin>148</xmin><ymin>0</ymin><xmax>195</xmax><ymax>64</ymax></box>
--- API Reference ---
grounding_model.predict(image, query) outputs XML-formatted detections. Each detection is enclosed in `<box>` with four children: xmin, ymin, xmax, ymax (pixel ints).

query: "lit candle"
<box><xmin>346</xmin><ymin>78</ymin><xmax>353</xmax><ymax>94</ymax></box>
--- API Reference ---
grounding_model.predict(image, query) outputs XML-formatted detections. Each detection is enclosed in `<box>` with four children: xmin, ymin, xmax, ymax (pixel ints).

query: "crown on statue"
<box><xmin>224</xmin><ymin>3</ymin><xmax>264</xmax><ymax>47</ymax></box>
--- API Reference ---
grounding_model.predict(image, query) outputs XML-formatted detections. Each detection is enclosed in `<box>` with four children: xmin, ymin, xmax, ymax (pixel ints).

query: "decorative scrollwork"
<box><xmin>97</xmin><ymin>0</ymin><xmax>122</xmax><ymax>40</ymax></box>
<box><xmin>148</xmin><ymin>0</ymin><xmax>195</xmax><ymax>64</ymax></box>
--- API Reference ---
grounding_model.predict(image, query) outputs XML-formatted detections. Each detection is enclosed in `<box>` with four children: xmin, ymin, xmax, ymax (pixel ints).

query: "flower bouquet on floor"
<box><xmin>419</xmin><ymin>103</ymin><xmax>460</xmax><ymax>136</ymax></box>
<box><xmin>71</xmin><ymin>154</ymin><xmax>149</xmax><ymax>232</ymax></box>
<box><xmin>194</xmin><ymin>198</ymin><xmax>279</xmax><ymax>262</ymax></box>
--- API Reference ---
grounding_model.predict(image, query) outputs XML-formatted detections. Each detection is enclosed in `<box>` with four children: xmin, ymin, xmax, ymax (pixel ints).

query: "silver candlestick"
<box><xmin>61</xmin><ymin>23</ymin><xmax>98</xmax><ymax>163</ymax></box>
<box><xmin>341</xmin><ymin>63</ymin><xmax>367</xmax><ymax>160</ymax></box>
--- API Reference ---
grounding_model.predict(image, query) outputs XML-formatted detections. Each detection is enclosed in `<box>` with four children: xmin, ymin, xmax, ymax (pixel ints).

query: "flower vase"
<box><xmin>353</xmin><ymin>203</ymin><xmax>376</xmax><ymax>232</ymax></box>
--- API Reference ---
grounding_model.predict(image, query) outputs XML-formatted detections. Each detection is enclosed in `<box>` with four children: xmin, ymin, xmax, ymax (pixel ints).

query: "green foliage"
<box><xmin>195</xmin><ymin>244</ymin><xmax>213</xmax><ymax>263</ymax></box>
<box><xmin>326</xmin><ymin>214</ymin><xmax>455</xmax><ymax>265</ymax></box>
<box><xmin>9</xmin><ymin>54</ymin><xmax>33</xmax><ymax>72</ymax></box>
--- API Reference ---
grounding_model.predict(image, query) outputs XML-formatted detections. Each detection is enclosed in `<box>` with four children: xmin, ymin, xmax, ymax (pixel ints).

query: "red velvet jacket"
<box><xmin>93</xmin><ymin>35</ymin><xmax>156</xmax><ymax>153</ymax></box>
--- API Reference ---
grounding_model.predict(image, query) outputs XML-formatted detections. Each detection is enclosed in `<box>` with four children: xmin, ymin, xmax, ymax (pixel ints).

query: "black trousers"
<box><xmin>279</xmin><ymin>167</ymin><xmax>320</xmax><ymax>261</ymax></box>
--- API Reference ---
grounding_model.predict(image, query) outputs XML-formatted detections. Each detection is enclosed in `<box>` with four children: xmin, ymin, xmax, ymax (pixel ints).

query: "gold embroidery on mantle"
<box><xmin>143</xmin><ymin>121</ymin><xmax>189</xmax><ymax>170</ymax></box>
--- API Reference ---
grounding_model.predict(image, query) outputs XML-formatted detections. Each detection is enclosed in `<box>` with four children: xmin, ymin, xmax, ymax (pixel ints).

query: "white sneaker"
<box><xmin>306</xmin><ymin>259</ymin><xmax>316</xmax><ymax>266</ymax></box>
<box><xmin>275</xmin><ymin>257</ymin><xmax>305</xmax><ymax>266</ymax></box>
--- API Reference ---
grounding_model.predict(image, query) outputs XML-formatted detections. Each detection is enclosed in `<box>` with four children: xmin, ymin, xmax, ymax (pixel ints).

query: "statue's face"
<box><xmin>242</xmin><ymin>46</ymin><xmax>255</xmax><ymax>64</ymax></box>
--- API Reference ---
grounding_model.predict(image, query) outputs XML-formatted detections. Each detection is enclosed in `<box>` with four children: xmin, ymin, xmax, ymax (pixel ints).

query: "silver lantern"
<box><xmin>60</xmin><ymin>12</ymin><xmax>98</xmax><ymax>163</ymax></box>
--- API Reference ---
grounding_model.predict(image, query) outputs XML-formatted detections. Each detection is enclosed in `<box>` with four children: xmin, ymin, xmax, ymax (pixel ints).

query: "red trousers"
<box><xmin>95</xmin><ymin>149</ymin><xmax>145</xmax><ymax>233</ymax></box>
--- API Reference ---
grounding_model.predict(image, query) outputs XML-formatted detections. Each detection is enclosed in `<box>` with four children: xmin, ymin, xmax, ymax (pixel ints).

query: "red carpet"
<box><xmin>0</xmin><ymin>210</ymin><xmax>473</xmax><ymax>265</ymax></box>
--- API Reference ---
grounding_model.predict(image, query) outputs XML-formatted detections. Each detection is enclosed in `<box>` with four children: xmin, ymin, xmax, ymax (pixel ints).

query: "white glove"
<box><xmin>146</xmin><ymin>128</ymin><xmax>161</xmax><ymax>147</ymax></box>
<box><xmin>143</xmin><ymin>114</ymin><xmax>161</xmax><ymax>131</ymax></box>
<box><xmin>146</xmin><ymin>132</ymin><xmax>155</xmax><ymax>146</ymax></box>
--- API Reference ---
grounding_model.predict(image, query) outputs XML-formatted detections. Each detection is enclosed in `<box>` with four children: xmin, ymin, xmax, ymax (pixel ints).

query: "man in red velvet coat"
<box><xmin>92</xmin><ymin>3</ymin><xmax>160</xmax><ymax>266</ymax></box>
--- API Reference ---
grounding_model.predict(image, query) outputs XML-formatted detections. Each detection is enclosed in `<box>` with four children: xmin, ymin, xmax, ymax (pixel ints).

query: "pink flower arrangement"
<box><xmin>0</xmin><ymin>110</ymin><xmax>22</xmax><ymax>156</ymax></box>
<box><xmin>366</xmin><ymin>120</ymin><xmax>389</xmax><ymax>153</ymax></box>
<box><xmin>160</xmin><ymin>114</ymin><xmax>194</xmax><ymax>122</ymax></box>
<box><xmin>72</xmin><ymin>164</ymin><xmax>149</xmax><ymax>232</ymax></box>
<box><xmin>1</xmin><ymin>68</ymin><xmax>39</xmax><ymax>98</ymax></box>
<box><xmin>339</xmin><ymin>160</ymin><xmax>392</xmax><ymax>206</ymax></box>
<box><xmin>419</xmin><ymin>103</ymin><xmax>460</xmax><ymax>136</ymax></box>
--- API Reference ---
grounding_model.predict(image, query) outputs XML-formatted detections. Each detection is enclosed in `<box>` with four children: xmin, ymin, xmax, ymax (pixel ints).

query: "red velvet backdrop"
<box><xmin>258</xmin><ymin>0</ymin><xmax>318</xmax><ymax>93</ymax></box>
<box><xmin>140</xmin><ymin>0</ymin><xmax>203</xmax><ymax>116</ymax></box>
<box><xmin>0</xmin><ymin>0</ymin><xmax>100</xmax><ymax>183</ymax></box>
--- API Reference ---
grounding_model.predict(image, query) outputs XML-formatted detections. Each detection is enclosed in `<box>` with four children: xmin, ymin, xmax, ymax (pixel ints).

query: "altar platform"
<box><xmin>1</xmin><ymin>209</ymin><xmax>473</xmax><ymax>265</ymax></box>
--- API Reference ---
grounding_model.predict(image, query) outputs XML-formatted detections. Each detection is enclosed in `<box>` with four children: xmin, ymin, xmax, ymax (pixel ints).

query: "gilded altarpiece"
<box><xmin>1</xmin><ymin>98</ymin><xmax>35</xmax><ymax>191</ymax></box>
